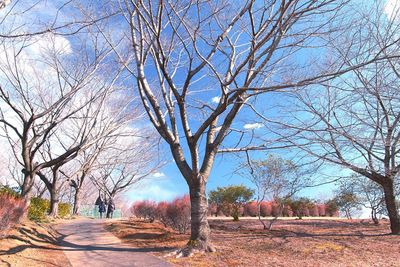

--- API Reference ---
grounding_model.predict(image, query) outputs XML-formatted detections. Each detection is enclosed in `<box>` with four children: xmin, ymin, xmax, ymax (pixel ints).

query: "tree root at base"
<box><xmin>165</xmin><ymin>240</ymin><xmax>216</xmax><ymax>258</ymax></box>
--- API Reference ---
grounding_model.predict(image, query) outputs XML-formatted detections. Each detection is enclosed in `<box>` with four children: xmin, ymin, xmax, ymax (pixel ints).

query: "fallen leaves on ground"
<box><xmin>0</xmin><ymin>220</ymin><xmax>71</xmax><ymax>267</ymax></box>
<box><xmin>108</xmin><ymin>218</ymin><xmax>400</xmax><ymax>267</ymax></box>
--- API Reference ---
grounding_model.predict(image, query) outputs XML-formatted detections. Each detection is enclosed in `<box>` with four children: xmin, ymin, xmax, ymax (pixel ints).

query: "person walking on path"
<box><xmin>99</xmin><ymin>200</ymin><xmax>106</xmax><ymax>219</ymax></box>
<box><xmin>107</xmin><ymin>199</ymin><xmax>115</xmax><ymax>219</ymax></box>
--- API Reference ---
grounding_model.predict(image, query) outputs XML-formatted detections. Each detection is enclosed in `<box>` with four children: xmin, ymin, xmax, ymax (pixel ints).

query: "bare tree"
<box><xmin>37</xmin><ymin>160</ymin><xmax>73</xmax><ymax>217</ymax></box>
<box><xmin>0</xmin><ymin>1</ymin><xmax>116</xmax><ymax>40</ymax></box>
<box><xmin>111</xmin><ymin>0</ymin><xmax>357</xmax><ymax>254</ymax></box>
<box><xmin>237</xmin><ymin>154</ymin><xmax>311</xmax><ymax>229</ymax></box>
<box><xmin>34</xmin><ymin>76</ymin><xmax>136</xmax><ymax>217</ymax></box>
<box><xmin>333</xmin><ymin>182</ymin><xmax>362</xmax><ymax>220</ymax></box>
<box><xmin>338</xmin><ymin>175</ymin><xmax>386</xmax><ymax>224</ymax></box>
<box><xmin>251</xmin><ymin>3</ymin><xmax>400</xmax><ymax>234</ymax></box>
<box><xmin>63</xmin><ymin>141</ymin><xmax>109</xmax><ymax>215</ymax></box>
<box><xmin>90</xmin><ymin>131</ymin><xmax>162</xmax><ymax>203</ymax></box>
<box><xmin>0</xmin><ymin>32</ymin><xmax>116</xmax><ymax>199</ymax></box>
<box><xmin>61</xmin><ymin>95</ymin><xmax>147</xmax><ymax>215</ymax></box>
<box><xmin>290</xmin><ymin>53</ymin><xmax>400</xmax><ymax>232</ymax></box>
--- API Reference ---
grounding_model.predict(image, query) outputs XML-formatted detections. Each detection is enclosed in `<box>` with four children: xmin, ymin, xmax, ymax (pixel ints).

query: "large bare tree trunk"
<box><xmin>382</xmin><ymin>181</ymin><xmax>400</xmax><ymax>234</ymax></box>
<box><xmin>188</xmin><ymin>180</ymin><xmax>214</xmax><ymax>253</ymax></box>
<box><xmin>21</xmin><ymin>171</ymin><xmax>35</xmax><ymax>200</ymax></box>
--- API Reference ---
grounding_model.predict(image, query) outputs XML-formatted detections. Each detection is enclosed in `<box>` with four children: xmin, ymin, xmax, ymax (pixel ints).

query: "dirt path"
<box><xmin>56</xmin><ymin>218</ymin><xmax>172</xmax><ymax>267</ymax></box>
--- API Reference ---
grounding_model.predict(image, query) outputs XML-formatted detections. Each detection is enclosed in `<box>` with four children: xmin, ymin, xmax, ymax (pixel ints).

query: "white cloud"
<box><xmin>30</xmin><ymin>34</ymin><xmax>72</xmax><ymax>56</ymax></box>
<box><xmin>211</xmin><ymin>96</ymin><xmax>220</xmax><ymax>103</ymax></box>
<box><xmin>125</xmin><ymin>179</ymin><xmax>181</xmax><ymax>203</ymax></box>
<box><xmin>243</xmin><ymin>122</ymin><xmax>263</xmax><ymax>130</ymax></box>
<box><xmin>153</xmin><ymin>172</ymin><xmax>165</xmax><ymax>178</ymax></box>
<box><xmin>384</xmin><ymin>0</ymin><xmax>400</xmax><ymax>19</ymax></box>
<box><xmin>0</xmin><ymin>33</ymin><xmax>73</xmax><ymax>97</ymax></box>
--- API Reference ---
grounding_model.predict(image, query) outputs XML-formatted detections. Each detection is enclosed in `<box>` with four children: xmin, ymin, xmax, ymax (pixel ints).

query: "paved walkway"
<box><xmin>56</xmin><ymin>218</ymin><xmax>172</xmax><ymax>267</ymax></box>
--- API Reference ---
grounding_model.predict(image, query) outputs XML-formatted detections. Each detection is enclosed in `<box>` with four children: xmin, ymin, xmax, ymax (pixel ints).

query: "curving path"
<box><xmin>56</xmin><ymin>218</ymin><xmax>172</xmax><ymax>267</ymax></box>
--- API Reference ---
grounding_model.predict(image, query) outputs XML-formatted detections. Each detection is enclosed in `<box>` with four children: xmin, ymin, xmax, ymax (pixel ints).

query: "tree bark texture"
<box><xmin>382</xmin><ymin>181</ymin><xmax>400</xmax><ymax>234</ymax></box>
<box><xmin>73</xmin><ymin>187</ymin><xmax>81</xmax><ymax>215</ymax></box>
<box><xmin>188</xmin><ymin>180</ymin><xmax>214</xmax><ymax>252</ymax></box>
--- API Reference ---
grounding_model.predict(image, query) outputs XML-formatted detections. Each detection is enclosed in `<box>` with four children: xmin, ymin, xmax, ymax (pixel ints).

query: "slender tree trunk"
<box><xmin>371</xmin><ymin>208</ymin><xmax>379</xmax><ymax>225</ymax></box>
<box><xmin>49</xmin><ymin>188</ymin><xmax>60</xmax><ymax>217</ymax></box>
<box><xmin>382</xmin><ymin>181</ymin><xmax>400</xmax><ymax>234</ymax></box>
<box><xmin>232</xmin><ymin>204</ymin><xmax>240</xmax><ymax>221</ymax></box>
<box><xmin>73</xmin><ymin>187</ymin><xmax>81</xmax><ymax>215</ymax></box>
<box><xmin>269</xmin><ymin>203</ymin><xmax>285</xmax><ymax>230</ymax></box>
<box><xmin>346</xmin><ymin>210</ymin><xmax>352</xmax><ymax>220</ymax></box>
<box><xmin>257</xmin><ymin>202</ymin><xmax>267</xmax><ymax>229</ymax></box>
<box><xmin>188</xmin><ymin>180</ymin><xmax>215</xmax><ymax>253</ymax></box>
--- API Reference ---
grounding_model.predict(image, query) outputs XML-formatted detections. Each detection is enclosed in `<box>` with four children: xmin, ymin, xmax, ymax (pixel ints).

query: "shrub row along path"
<box><xmin>56</xmin><ymin>218</ymin><xmax>172</xmax><ymax>267</ymax></box>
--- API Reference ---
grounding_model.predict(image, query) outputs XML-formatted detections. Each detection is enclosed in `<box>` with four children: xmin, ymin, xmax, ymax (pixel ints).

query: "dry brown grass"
<box><xmin>108</xmin><ymin>218</ymin><xmax>400</xmax><ymax>267</ymax></box>
<box><xmin>0</xmin><ymin>220</ymin><xmax>71</xmax><ymax>267</ymax></box>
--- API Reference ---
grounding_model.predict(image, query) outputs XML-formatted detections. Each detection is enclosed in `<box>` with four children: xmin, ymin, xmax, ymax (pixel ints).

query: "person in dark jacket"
<box><xmin>106</xmin><ymin>199</ymin><xmax>115</xmax><ymax>219</ymax></box>
<box><xmin>99</xmin><ymin>200</ymin><xmax>106</xmax><ymax>218</ymax></box>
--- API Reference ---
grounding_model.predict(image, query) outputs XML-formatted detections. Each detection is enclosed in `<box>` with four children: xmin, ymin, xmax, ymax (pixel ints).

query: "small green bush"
<box><xmin>28</xmin><ymin>197</ymin><xmax>50</xmax><ymax>221</ymax></box>
<box><xmin>58</xmin><ymin>203</ymin><xmax>71</xmax><ymax>218</ymax></box>
<box><xmin>28</xmin><ymin>197</ymin><xmax>72</xmax><ymax>221</ymax></box>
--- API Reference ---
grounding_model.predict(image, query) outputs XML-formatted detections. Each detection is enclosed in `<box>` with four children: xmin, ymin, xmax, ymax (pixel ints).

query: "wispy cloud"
<box><xmin>243</xmin><ymin>122</ymin><xmax>263</xmax><ymax>130</ymax></box>
<box><xmin>153</xmin><ymin>172</ymin><xmax>165</xmax><ymax>178</ymax></box>
<box><xmin>124</xmin><ymin>177</ymin><xmax>181</xmax><ymax>203</ymax></box>
<box><xmin>211</xmin><ymin>96</ymin><xmax>220</xmax><ymax>103</ymax></box>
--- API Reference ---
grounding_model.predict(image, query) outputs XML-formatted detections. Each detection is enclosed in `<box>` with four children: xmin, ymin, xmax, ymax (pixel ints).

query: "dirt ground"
<box><xmin>0</xmin><ymin>220</ymin><xmax>71</xmax><ymax>267</ymax></box>
<box><xmin>107</xmin><ymin>218</ymin><xmax>400</xmax><ymax>267</ymax></box>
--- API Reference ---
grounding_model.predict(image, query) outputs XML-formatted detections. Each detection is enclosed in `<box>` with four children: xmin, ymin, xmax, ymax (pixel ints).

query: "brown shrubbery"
<box><xmin>0</xmin><ymin>186</ymin><xmax>72</xmax><ymax>236</ymax></box>
<box><xmin>0</xmin><ymin>190</ymin><xmax>27</xmax><ymax>237</ymax></box>
<box><xmin>131</xmin><ymin>195</ymin><xmax>191</xmax><ymax>234</ymax></box>
<box><xmin>165</xmin><ymin>195</ymin><xmax>191</xmax><ymax>234</ymax></box>
<box><xmin>243</xmin><ymin>202</ymin><xmax>258</xmax><ymax>217</ymax></box>
<box><xmin>260</xmin><ymin>202</ymin><xmax>272</xmax><ymax>217</ymax></box>
<box><xmin>131</xmin><ymin>196</ymin><xmax>339</xmax><ymax>234</ymax></box>
<box><xmin>133</xmin><ymin>197</ymin><xmax>337</xmax><ymax>232</ymax></box>
<box><xmin>131</xmin><ymin>200</ymin><xmax>158</xmax><ymax>222</ymax></box>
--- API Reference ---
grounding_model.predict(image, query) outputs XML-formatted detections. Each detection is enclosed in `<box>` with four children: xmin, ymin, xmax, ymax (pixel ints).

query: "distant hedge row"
<box><xmin>209</xmin><ymin>200</ymin><xmax>339</xmax><ymax>218</ymax></box>
<box><xmin>130</xmin><ymin>195</ymin><xmax>340</xmax><ymax>236</ymax></box>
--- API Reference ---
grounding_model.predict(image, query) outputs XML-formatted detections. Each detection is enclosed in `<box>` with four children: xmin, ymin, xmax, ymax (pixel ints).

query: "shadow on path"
<box><xmin>1</xmin><ymin>218</ymin><xmax>172</xmax><ymax>267</ymax></box>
